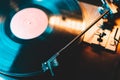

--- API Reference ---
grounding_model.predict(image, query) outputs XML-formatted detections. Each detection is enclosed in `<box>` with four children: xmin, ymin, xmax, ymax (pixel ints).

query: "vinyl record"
<box><xmin>0</xmin><ymin>0</ymin><xmax>83</xmax><ymax>77</ymax></box>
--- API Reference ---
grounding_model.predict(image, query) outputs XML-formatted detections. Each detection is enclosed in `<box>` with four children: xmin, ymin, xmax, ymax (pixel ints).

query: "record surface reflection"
<box><xmin>0</xmin><ymin>0</ymin><xmax>83</xmax><ymax>77</ymax></box>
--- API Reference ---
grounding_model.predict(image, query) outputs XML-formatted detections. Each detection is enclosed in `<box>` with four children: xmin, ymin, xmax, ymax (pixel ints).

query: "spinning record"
<box><xmin>0</xmin><ymin>0</ymin><xmax>83</xmax><ymax>77</ymax></box>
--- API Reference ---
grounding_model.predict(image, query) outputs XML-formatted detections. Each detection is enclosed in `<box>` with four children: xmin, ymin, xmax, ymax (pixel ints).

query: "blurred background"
<box><xmin>0</xmin><ymin>0</ymin><xmax>120</xmax><ymax>80</ymax></box>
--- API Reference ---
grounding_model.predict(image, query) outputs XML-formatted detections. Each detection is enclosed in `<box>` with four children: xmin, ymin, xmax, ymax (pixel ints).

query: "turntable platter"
<box><xmin>0</xmin><ymin>0</ymin><xmax>83</xmax><ymax>77</ymax></box>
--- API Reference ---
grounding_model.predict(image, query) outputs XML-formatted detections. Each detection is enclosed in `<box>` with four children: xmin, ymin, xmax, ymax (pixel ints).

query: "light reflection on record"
<box><xmin>0</xmin><ymin>0</ymin><xmax>83</xmax><ymax>77</ymax></box>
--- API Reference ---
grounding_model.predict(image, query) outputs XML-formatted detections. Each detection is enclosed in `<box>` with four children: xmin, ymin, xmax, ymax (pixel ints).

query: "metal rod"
<box><xmin>48</xmin><ymin>10</ymin><xmax>109</xmax><ymax>62</ymax></box>
<box><xmin>114</xmin><ymin>28</ymin><xmax>119</xmax><ymax>42</ymax></box>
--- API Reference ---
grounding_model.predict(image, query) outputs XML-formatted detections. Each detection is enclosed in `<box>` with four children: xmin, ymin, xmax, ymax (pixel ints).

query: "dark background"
<box><xmin>79</xmin><ymin>0</ymin><xmax>102</xmax><ymax>6</ymax></box>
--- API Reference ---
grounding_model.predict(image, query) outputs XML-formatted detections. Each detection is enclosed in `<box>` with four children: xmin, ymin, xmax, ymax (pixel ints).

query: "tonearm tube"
<box><xmin>42</xmin><ymin>10</ymin><xmax>110</xmax><ymax>76</ymax></box>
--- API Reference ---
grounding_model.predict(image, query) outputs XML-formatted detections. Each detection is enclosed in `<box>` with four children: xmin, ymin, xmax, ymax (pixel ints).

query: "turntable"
<box><xmin>82</xmin><ymin>0</ymin><xmax>120</xmax><ymax>52</ymax></box>
<box><xmin>0</xmin><ymin>0</ymin><xmax>120</xmax><ymax>79</ymax></box>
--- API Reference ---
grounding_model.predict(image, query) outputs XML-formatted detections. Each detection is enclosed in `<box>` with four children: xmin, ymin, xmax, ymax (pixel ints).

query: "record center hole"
<box><xmin>10</xmin><ymin>8</ymin><xmax>48</xmax><ymax>40</ymax></box>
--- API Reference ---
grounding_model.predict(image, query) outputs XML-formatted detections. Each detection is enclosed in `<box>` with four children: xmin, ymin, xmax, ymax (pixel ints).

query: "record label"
<box><xmin>10</xmin><ymin>8</ymin><xmax>48</xmax><ymax>40</ymax></box>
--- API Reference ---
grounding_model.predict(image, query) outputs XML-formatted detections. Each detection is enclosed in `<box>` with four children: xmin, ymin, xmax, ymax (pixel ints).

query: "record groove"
<box><xmin>0</xmin><ymin>0</ymin><xmax>83</xmax><ymax>77</ymax></box>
